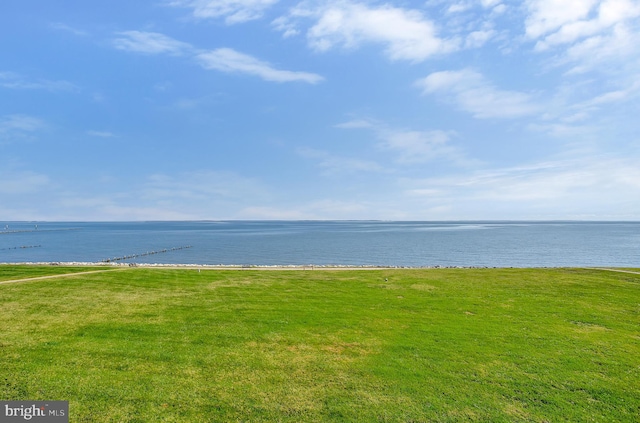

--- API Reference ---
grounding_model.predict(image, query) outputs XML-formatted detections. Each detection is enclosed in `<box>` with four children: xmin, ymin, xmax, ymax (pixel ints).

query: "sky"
<box><xmin>1</xmin><ymin>0</ymin><xmax>640</xmax><ymax>221</ymax></box>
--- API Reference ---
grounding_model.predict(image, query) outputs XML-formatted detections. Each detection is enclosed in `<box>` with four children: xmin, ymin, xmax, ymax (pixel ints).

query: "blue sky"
<box><xmin>2</xmin><ymin>0</ymin><xmax>639</xmax><ymax>220</ymax></box>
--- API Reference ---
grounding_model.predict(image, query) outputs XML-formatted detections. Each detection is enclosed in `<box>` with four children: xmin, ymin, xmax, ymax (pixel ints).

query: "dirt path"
<box><xmin>589</xmin><ymin>268</ymin><xmax>640</xmax><ymax>276</ymax></box>
<box><xmin>2</xmin><ymin>266</ymin><xmax>638</xmax><ymax>286</ymax></box>
<box><xmin>0</xmin><ymin>268</ymin><xmax>127</xmax><ymax>285</ymax></box>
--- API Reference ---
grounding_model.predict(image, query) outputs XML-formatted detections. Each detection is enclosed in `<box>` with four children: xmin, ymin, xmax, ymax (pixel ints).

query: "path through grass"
<box><xmin>0</xmin><ymin>266</ymin><xmax>638</xmax><ymax>422</ymax></box>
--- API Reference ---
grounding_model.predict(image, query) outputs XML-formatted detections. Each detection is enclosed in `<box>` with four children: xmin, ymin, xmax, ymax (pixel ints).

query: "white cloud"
<box><xmin>405</xmin><ymin>156</ymin><xmax>640</xmax><ymax>217</ymax></box>
<box><xmin>492</xmin><ymin>4</ymin><xmax>507</xmax><ymax>14</ymax></box>
<box><xmin>0</xmin><ymin>169</ymin><xmax>50</xmax><ymax>194</ymax></box>
<box><xmin>580</xmin><ymin>87</ymin><xmax>632</xmax><ymax>106</ymax></box>
<box><xmin>36</xmin><ymin>170</ymin><xmax>272</xmax><ymax>221</ymax></box>
<box><xmin>234</xmin><ymin>156</ymin><xmax>640</xmax><ymax>219</ymax></box>
<box><xmin>170</xmin><ymin>0</ymin><xmax>279</xmax><ymax>24</ymax></box>
<box><xmin>379</xmin><ymin>129</ymin><xmax>459</xmax><ymax>163</ymax></box>
<box><xmin>87</xmin><ymin>130</ymin><xmax>116</xmax><ymax>138</ymax></box>
<box><xmin>0</xmin><ymin>115</ymin><xmax>45</xmax><ymax>143</ymax></box>
<box><xmin>480</xmin><ymin>0</ymin><xmax>502</xmax><ymax>7</ymax></box>
<box><xmin>542</xmin><ymin>80</ymin><xmax>640</xmax><ymax>137</ymax></box>
<box><xmin>334</xmin><ymin>118</ymin><xmax>376</xmax><ymax>129</ymax></box>
<box><xmin>278</xmin><ymin>1</ymin><xmax>458</xmax><ymax>62</ymax></box>
<box><xmin>237</xmin><ymin>206</ymin><xmax>311</xmax><ymax>219</ymax></box>
<box><xmin>272</xmin><ymin>16</ymin><xmax>301</xmax><ymax>37</ymax></box>
<box><xmin>526</xmin><ymin>0</ymin><xmax>640</xmax><ymax>47</ymax></box>
<box><xmin>562</xmin><ymin>22</ymin><xmax>640</xmax><ymax>73</ymax></box>
<box><xmin>297</xmin><ymin>147</ymin><xmax>384</xmax><ymax>174</ymax></box>
<box><xmin>196</xmin><ymin>48</ymin><xmax>324</xmax><ymax>83</ymax></box>
<box><xmin>239</xmin><ymin>199</ymin><xmax>370</xmax><ymax>220</ymax></box>
<box><xmin>464</xmin><ymin>29</ymin><xmax>496</xmax><ymax>48</ymax></box>
<box><xmin>113</xmin><ymin>31</ymin><xmax>193</xmax><ymax>55</ymax></box>
<box><xmin>51</xmin><ymin>196</ymin><xmax>196</xmax><ymax>221</ymax></box>
<box><xmin>416</xmin><ymin>69</ymin><xmax>540</xmax><ymax>118</ymax></box>
<box><xmin>447</xmin><ymin>3</ymin><xmax>472</xmax><ymax>14</ymax></box>
<box><xmin>0</xmin><ymin>115</ymin><xmax>44</xmax><ymax>132</ymax></box>
<box><xmin>387</xmin><ymin>156</ymin><xmax>640</xmax><ymax>220</ymax></box>
<box><xmin>142</xmin><ymin>170</ymin><xmax>270</xmax><ymax>204</ymax></box>
<box><xmin>559</xmin><ymin>79</ymin><xmax>640</xmax><ymax>121</ymax></box>
<box><xmin>336</xmin><ymin>119</ymin><xmax>465</xmax><ymax>164</ymax></box>
<box><xmin>525</xmin><ymin>0</ymin><xmax>599</xmax><ymax>40</ymax></box>
<box><xmin>524</xmin><ymin>0</ymin><xmax>640</xmax><ymax>73</ymax></box>
<box><xmin>0</xmin><ymin>71</ymin><xmax>77</xmax><ymax>91</ymax></box>
<box><xmin>50</xmin><ymin>22</ymin><xmax>88</xmax><ymax>36</ymax></box>
<box><xmin>112</xmin><ymin>32</ymin><xmax>323</xmax><ymax>84</ymax></box>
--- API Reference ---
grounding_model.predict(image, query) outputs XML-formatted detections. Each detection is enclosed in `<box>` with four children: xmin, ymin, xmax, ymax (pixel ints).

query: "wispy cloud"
<box><xmin>297</xmin><ymin>147</ymin><xmax>384</xmax><ymax>175</ymax></box>
<box><xmin>416</xmin><ymin>69</ymin><xmax>540</xmax><ymax>119</ymax></box>
<box><xmin>525</xmin><ymin>0</ymin><xmax>598</xmax><ymax>41</ymax></box>
<box><xmin>464</xmin><ymin>29</ymin><xmax>496</xmax><ymax>48</ymax></box>
<box><xmin>440</xmin><ymin>0</ymin><xmax>505</xmax><ymax>48</ymax></box>
<box><xmin>556</xmin><ymin>79</ymin><xmax>640</xmax><ymax>124</ymax></box>
<box><xmin>531</xmin><ymin>74</ymin><xmax>640</xmax><ymax>136</ymax></box>
<box><xmin>524</xmin><ymin>0</ymin><xmax>640</xmax><ymax>74</ymax></box>
<box><xmin>403</xmin><ymin>155</ymin><xmax>640</xmax><ymax>218</ymax></box>
<box><xmin>169</xmin><ymin>0</ymin><xmax>279</xmax><ymax>24</ymax></box>
<box><xmin>525</xmin><ymin>0</ymin><xmax>640</xmax><ymax>48</ymax></box>
<box><xmin>239</xmin><ymin>199</ymin><xmax>370</xmax><ymax>220</ymax></box>
<box><xmin>196</xmin><ymin>48</ymin><xmax>323</xmax><ymax>83</ymax></box>
<box><xmin>113</xmin><ymin>31</ymin><xmax>193</xmax><ymax>55</ymax></box>
<box><xmin>87</xmin><ymin>130</ymin><xmax>116</xmax><ymax>138</ymax></box>
<box><xmin>275</xmin><ymin>1</ymin><xmax>458</xmax><ymax>62</ymax></box>
<box><xmin>0</xmin><ymin>114</ymin><xmax>45</xmax><ymax>143</ymax></box>
<box><xmin>0</xmin><ymin>169</ymin><xmax>50</xmax><ymax>194</ymax></box>
<box><xmin>112</xmin><ymin>31</ymin><xmax>323</xmax><ymax>83</ymax></box>
<box><xmin>575</xmin><ymin>85</ymin><xmax>638</xmax><ymax>109</ymax></box>
<box><xmin>142</xmin><ymin>170</ymin><xmax>271</xmax><ymax>203</ymax></box>
<box><xmin>7</xmin><ymin>169</ymin><xmax>274</xmax><ymax>221</ymax></box>
<box><xmin>50</xmin><ymin>22</ymin><xmax>88</xmax><ymax>36</ymax></box>
<box><xmin>336</xmin><ymin>119</ymin><xmax>465</xmax><ymax>164</ymax></box>
<box><xmin>333</xmin><ymin>119</ymin><xmax>375</xmax><ymax>129</ymax></box>
<box><xmin>378</xmin><ymin>129</ymin><xmax>460</xmax><ymax>164</ymax></box>
<box><xmin>562</xmin><ymin>23</ymin><xmax>640</xmax><ymax>74</ymax></box>
<box><xmin>0</xmin><ymin>71</ymin><xmax>77</xmax><ymax>92</ymax></box>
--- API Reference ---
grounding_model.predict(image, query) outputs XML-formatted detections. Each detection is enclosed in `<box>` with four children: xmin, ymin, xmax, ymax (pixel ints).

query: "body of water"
<box><xmin>0</xmin><ymin>221</ymin><xmax>638</xmax><ymax>267</ymax></box>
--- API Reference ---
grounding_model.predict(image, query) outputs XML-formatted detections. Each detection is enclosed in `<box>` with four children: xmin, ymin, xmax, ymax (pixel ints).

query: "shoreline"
<box><xmin>2</xmin><ymin>262</ymin><xmax>637</xmax><ymax>272</ymax></box>
<box><xmin>0</xmin><ymin>261</ymin><xmax>600</xmax><ymax>270</ymax></box>
<box><xmin>0</xmin><ymin>262</ymin><xmax>464</xmax><ymax>270</ymax></box>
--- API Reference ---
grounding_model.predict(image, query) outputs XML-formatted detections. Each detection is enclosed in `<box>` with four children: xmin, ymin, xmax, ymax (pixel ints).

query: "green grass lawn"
<box><xmin>1</xmin><ymin>266</ymin><xmax>638</xmax><ymax>422</ymax></box>
<box><xmin>0</xmin><ymin>265</ymin><xmax>109</xmax><ymax>281</ymax></box>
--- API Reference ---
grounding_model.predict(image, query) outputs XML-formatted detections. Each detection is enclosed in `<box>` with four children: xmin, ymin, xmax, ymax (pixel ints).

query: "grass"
<box><xmin>0</xmin><ymin>266</ymin><xmax>639</xmax><ymax>422</ymax></box>
<box><xmin>0</xmin><ymin>265</ymin><xmax>109</xmax><ymax>282</ymax></box>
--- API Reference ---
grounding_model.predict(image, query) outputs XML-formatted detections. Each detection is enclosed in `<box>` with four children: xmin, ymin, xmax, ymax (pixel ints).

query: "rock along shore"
<box><xmin>1</xmin><ymin>261</ymin><xmax>526</xmax><ymax>269</ymax></box>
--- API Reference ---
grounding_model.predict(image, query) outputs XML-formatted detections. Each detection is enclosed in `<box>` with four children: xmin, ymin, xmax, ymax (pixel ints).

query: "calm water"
<box><xmin>0</xmin><ymin>221</ymin><xmax>638</xmax><ymax>267</ymax></box>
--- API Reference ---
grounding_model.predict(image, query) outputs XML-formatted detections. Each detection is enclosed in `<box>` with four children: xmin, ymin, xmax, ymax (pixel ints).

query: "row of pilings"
<box><xmin>101</xmin><ymin>246</ymin><xmax>192</xmax><ymax>263</ymax></box>
<box><xmin>0</xmin><ymin>245</ymin><xmax>42</xmax><ymax>251</ymax></box>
